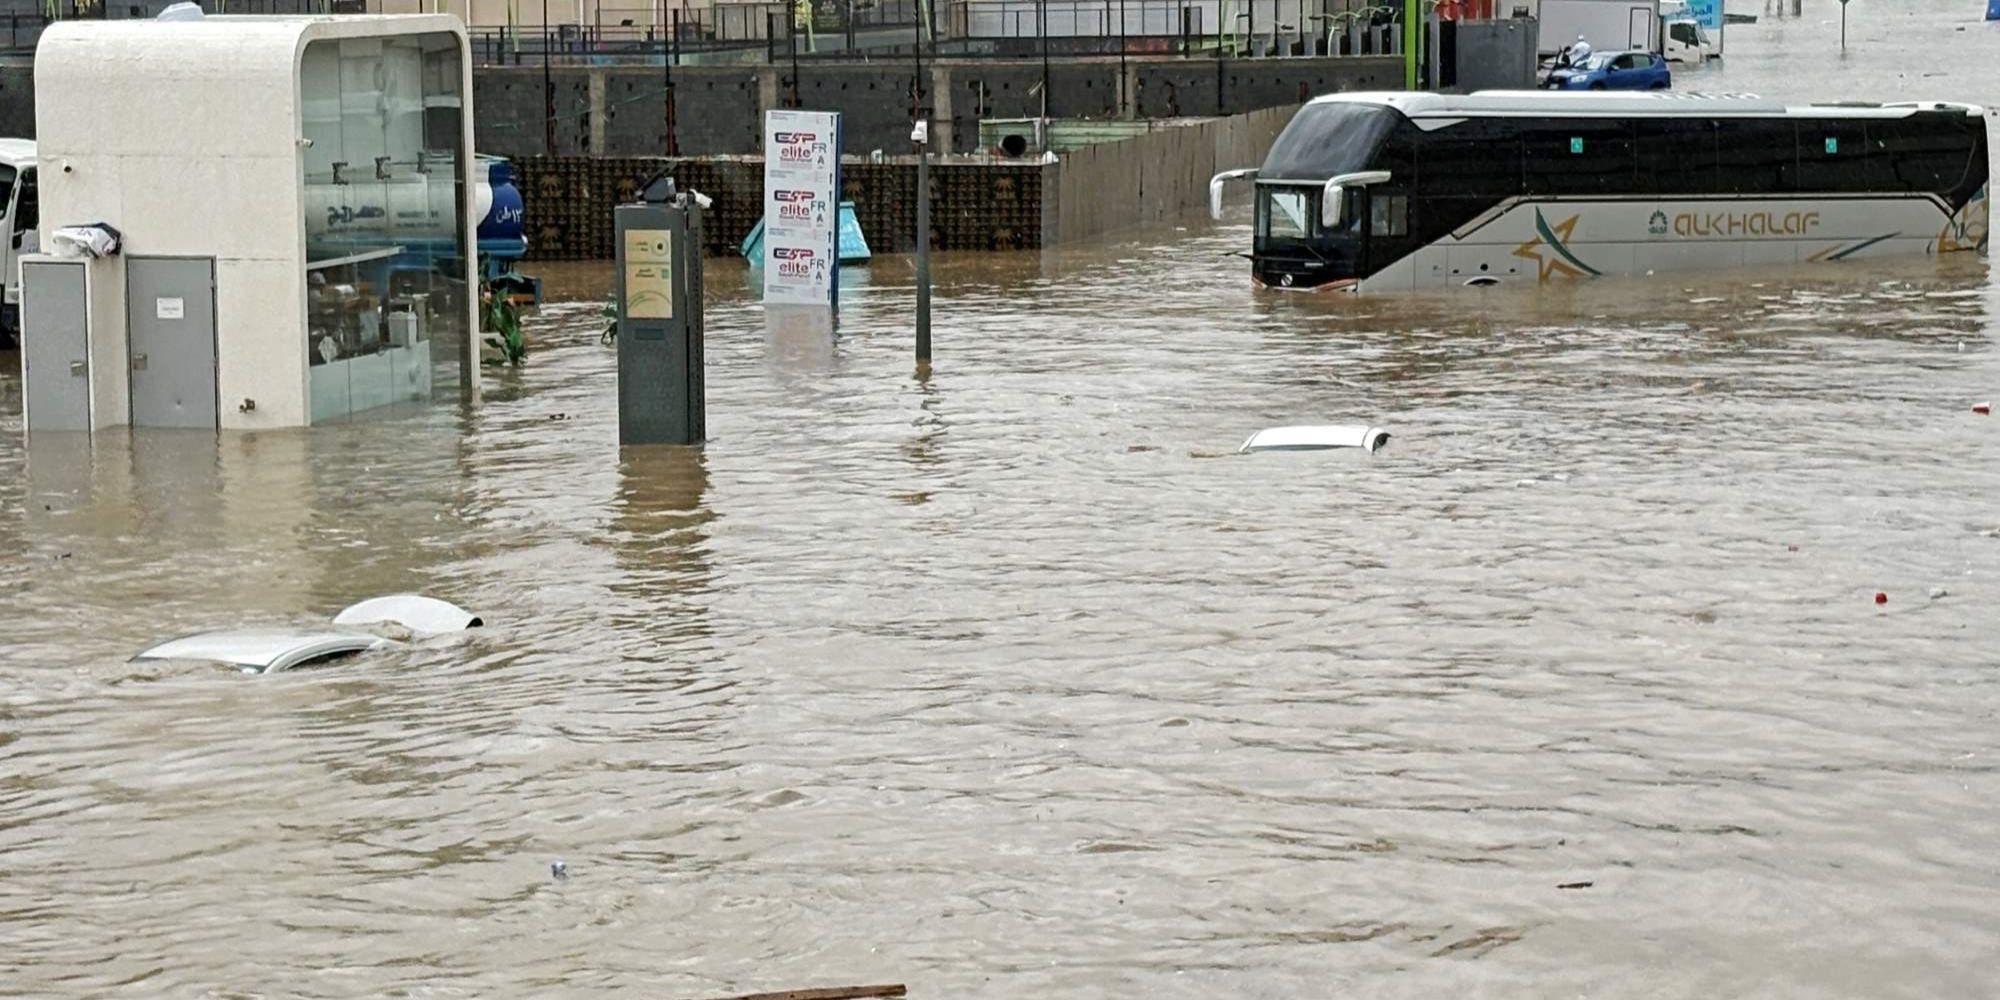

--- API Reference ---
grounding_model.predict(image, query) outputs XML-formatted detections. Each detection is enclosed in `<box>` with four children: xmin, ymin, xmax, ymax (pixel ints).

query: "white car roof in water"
<box><xmin>1310</xmin><ymin>91</ymin><xmax>1984</xmax><ymax>120</ymax></box>
<box><xmin>132</xmin><ymin>628</ymin><xmax>396</xmax><ymax>673</ymax></box>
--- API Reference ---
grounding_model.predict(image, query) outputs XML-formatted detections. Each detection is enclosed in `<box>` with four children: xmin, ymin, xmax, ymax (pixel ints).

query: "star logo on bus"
<box><xmin>1513</xmin><ymin>210</ymin><xmax>1601</xmax><ymax>283</ymax></box>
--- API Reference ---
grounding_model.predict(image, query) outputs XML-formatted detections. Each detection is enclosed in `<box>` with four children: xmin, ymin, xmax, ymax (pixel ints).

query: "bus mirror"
<box><xmin>1321</xmin><ymin>170</ymin><xmax>1392</xmax><ymax>230</ymax></box>
<box><xmin>1208</xmin><ymin>168</ymin><xmax>1259</xmax><ymax>220</ymax></box>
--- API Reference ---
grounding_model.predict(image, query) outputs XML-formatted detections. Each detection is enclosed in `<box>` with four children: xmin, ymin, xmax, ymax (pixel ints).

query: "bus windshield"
<box><xmin>1261</xmin><ymin>188</ymin><xmax>1312</xmax><ymax>238</ymax></box>
<box><xmin>1259</xmin><ymin>103</ymin><xmax>1400</xmax><ymax>181</ymax></box>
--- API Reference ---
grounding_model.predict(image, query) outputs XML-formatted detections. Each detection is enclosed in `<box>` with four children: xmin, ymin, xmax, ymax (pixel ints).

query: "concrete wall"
<box><xmin>0</xmin><ymin>52</ymin><xmax>1402</xmax><ymax>153</ymax></box>
<box><xmin>472</xmin><ymin>55</ymin><xmax>1398</xmax><ymax>159</ymax></box>
<box><xmin>1132</xmin><ymin>56</ymin><xmax>1401</xmax><ymax>118</ymax></box>
<box><xmin>1051</xmin><ymin>103</ymin><xmax>1294</xmax><ymax>244</ymax></box>
<box><xmin>1447</xmin><ymin>18</ymin><xmax>1539</xmax><ymax>92</ymax></box>
<box><xmin>514</xmin><ymin>103</ymin><xmax>1295</xmax><ymax>260</ymax></box>
<box><xmin>0</xmin><ymin>65</ymin><xmax>32</xmax><ymax>140</ymax></box>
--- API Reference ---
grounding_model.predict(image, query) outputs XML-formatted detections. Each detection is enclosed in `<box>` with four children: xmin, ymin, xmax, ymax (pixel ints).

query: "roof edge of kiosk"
<box><xmin>1304</xmin><ymin>91</ymin><xmax>1985</xmax><ymax>119</ymax></box>
<box><xmin>38</xmin><ymin>12</ymin><xmax>468</xmax><ymax>40</ymax></box>
<box><xmin>35</xmin><ymin>13</ymin><xmax>469</xmax><ymax>84</ymax></box>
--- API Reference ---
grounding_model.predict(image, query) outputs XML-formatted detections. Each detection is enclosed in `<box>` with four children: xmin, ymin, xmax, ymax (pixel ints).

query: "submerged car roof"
<box><xmin>132</xmin><ymin>628</ymin><xmax>396</xmax><ymax>673</ymax></box>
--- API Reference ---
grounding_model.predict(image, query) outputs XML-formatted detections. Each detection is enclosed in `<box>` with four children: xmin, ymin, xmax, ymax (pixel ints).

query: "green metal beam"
<box><xmin>1403</xmin><ymin>0</ymin><xmax>1418</xmax><ymax>89</ymax></box>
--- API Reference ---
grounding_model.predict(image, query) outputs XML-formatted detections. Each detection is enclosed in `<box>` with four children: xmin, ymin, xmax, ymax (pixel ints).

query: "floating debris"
<box><xmin>692</xmin><ymin>987</ymin><xmax>906</xmax><ymax>1000</ymax></box>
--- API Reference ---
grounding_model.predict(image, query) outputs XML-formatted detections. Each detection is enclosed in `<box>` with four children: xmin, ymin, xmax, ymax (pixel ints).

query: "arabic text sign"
<box><xmin>1686</xmin><ymin>0</ymin><xmax>1722</xmax><ymax>31</ymax></box>
<box><xmin>763</xmin><ymin>110</ymin><xmax>841</xmax><ymax>306</ymax></box>
<box><xmin>622</xmin><ymin>228</ymin><xmax>673</xmax><ymax>320</ymax></box>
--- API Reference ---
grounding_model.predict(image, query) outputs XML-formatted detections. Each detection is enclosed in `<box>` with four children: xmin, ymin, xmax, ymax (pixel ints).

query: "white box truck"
<box><xmin>0</xmin><ymin>139</ymin><xmax>37</xmax><ymax>351</ymax></box>
<box><xmin>1536</xmin><ymin>0</ymin><xmax>1659</xmax><ymax>56</ymax></box>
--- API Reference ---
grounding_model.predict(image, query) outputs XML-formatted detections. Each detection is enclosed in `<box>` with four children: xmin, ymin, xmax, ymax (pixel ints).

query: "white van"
<box><xmin>0</xmin><ymin>139</ymin><xmax>38</xmax><ymax>349</ymax></box>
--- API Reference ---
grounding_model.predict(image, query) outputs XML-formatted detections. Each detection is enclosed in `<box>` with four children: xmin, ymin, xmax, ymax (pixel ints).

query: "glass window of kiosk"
<box><xmin>300</xmin><ymin>33</ymin><xmax>466</xmax><ymax>424</ymax></box>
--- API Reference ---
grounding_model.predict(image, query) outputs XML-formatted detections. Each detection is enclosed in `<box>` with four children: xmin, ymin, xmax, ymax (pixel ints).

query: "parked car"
<box><xmin>1545</xmin><ymin>50</ymin><xmax>1672</xmax><ymax>91</ymax></box>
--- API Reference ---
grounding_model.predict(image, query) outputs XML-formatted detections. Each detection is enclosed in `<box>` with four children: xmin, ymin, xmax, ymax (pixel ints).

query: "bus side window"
<box><xmin>1370</xmin><ymin>193</ymin><xmax>1408</xmax><ymax>237</ymax></box>
<box><xmin>1636</xmin><ymin>119</ymin><xmax>1717</xmax><ymax>195</ymax></box>
<box><xmin>1871</xmin><ymin>117</ymin><xmax>1975</xmax><ymax>196</ymax></box>
<box><xmin>1797</xmin><ymin>122</ymin><xmax>1874</xmax><ymax>193</ymax></box>
<box><xmin>1715</xmin><ymin>119</ymin><xmax>1796</xmax><ymax>195</ymax></box>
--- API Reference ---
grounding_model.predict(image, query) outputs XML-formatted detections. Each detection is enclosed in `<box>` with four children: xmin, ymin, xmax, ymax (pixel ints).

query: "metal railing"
<box><xmin>470</xmin><ymin>3</ymin><xmax>790</xmax><ymax>66</ymax></box>
<box><xmin>1</xmin><ymin>0</ymin><xmax>355</xmax><ymax>53</ymax></box>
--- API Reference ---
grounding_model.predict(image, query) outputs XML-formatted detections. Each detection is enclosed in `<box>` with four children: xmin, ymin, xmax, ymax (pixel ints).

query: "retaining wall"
<box><xmin>1051</xmin><ymin>103</ymin><xmax>1295</xmax><ymax>244</ymax></box>
<box><xmin>518</xmin><ymin>155</ymin><xmax>1054</xmax><ymax>260</ymax></box>
<box><xmin>518</xmin><ymin>102</ymin><xmax>1299</xmax><ymax>260</ymax></box>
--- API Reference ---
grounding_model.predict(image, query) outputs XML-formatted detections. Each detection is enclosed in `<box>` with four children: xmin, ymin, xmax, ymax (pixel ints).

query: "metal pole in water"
<box><xmin>542</xmin><ymin>0</ymin><xmax>555</xmax><ymax>156</ymax></box>
<box><xmin>789</xmin><ymin>0</ymin><xmax>802</xmax><ymax>106</ymax></box>
<box><xmin>914</xmin><ymin>4</ymin><xmax>931</xmax><ymax>367</ymax></box>
<box><xmin>1839</xmin><ymin>0</ymin><xmax>1847</xmax><ymax>52</ymax></box>
<box><xmin>916</xmin><ymin>140</ymin><xmax>931</xmax><ymax>365</ymax></box>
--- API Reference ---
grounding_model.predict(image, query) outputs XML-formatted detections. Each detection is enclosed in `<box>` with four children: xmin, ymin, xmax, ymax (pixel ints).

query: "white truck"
<box><xmin>1535</xmin><ymin>0</ymin><xmax>1715</xmax><ymax>67</ymax></box>
<box><xmin>0</xmin><ymin>139</ymin><xmax>39</xmax><ymax>351</ymax></box>
<box><xmin>1659</xmin><ymin>0</ymin><xmax>1720</xmax><ymax>62</ymax></box>
<box><xmin>1536</xmin><ymin>0</ymin><xmax>1661</xmax><ymax>56</ymax></box>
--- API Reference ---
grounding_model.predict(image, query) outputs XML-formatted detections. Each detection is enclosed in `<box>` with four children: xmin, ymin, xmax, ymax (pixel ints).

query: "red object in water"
<box><xmin>1974</xmin><ymin>402</ymin><xmax>1991</xmax><ymax>414</ymax></box>
<box><xmin>1874</xmin><ymin>592</ymin><xmax>1889</xmax><ymax>605</ymax></box>
<box><xmin>1435</xmin><ymin>0</ymin><xmax>1494</xmax><ymax>20</ymax></box>
<box><xmin>1787</xmin><ymin>544</ymin><xmax>1799</xmax><ymax>552</ymax></box>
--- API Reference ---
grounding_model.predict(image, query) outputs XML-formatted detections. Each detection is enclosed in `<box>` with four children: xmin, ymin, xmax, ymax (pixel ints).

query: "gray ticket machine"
<box><xmin>615</xmin><ymin>177</ymin><xmax>706</xmax><ymax>446</ymax></box>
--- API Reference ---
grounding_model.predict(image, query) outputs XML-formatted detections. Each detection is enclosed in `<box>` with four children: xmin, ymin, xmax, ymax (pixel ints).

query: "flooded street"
<box><xmin>7</xmin><ymin>4</ymin><xmax>2000</xmax><ymax>996</ymax></box>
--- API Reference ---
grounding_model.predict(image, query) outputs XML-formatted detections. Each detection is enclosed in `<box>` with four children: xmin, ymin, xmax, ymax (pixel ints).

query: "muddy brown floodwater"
<box><xmin>5</xmin><ymin>4</ymin><xmax>2000</xmax><ymax>997</ymax></box>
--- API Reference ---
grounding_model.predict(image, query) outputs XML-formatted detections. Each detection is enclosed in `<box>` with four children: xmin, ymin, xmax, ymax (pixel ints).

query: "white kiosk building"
<box><xmin>21</xmin><ymin>13</ymin><xmax>479</xmax><ymax>433</ymax></box>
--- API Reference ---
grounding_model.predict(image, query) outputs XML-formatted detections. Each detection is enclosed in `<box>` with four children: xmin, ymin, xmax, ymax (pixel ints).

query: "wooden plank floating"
<box><xmin>692</xmin><ymin>984</ymin><xmax>907</xmax><ymax>1000</ymax></box>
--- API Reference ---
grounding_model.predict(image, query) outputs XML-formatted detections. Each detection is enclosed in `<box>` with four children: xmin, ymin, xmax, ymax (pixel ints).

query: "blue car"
<box><xmin>1546</xmin><ymin>50</ymin><xmax>1672</xmax><ymax>90</ymax></box>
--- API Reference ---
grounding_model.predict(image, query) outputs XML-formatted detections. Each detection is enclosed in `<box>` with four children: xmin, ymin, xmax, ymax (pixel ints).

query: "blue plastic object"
<box><xmin>478</xmin><ymin>157</ymin><xmax>526</xmax><ymax>251</ymax></box>
<box><xmin>1988</xmin><ymin>0</ymin><xmax>1999</xmax><ymax>21</ymax></box>
<box><xmin>739</xmin><ymin>202</ymin><xmax>872</xmax><ymax>264</ymax></box>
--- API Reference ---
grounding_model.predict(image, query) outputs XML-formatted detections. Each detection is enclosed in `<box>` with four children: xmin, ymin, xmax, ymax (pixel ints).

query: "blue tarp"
<box><xmin>739</xmin><ymin>201</ymin><xmax>873</xmax><ymax>264</ymax></box>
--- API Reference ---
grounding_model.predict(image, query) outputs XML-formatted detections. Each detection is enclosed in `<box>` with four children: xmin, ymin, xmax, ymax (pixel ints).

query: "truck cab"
<box><xmin>1659</xmin><ymin>1</ymin><xmax>1718</xmax><ymax>62</ymax></box>
<box><xmin>0</xmin><ymin>139</ymin><xmax>39</xmax><ymax>349</ymax></box>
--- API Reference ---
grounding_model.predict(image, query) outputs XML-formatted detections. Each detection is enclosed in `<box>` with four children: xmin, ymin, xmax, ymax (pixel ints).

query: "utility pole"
<box><xmin>542</xmin><ymin>0</ymin><xmax>555</xmax><ymax>155</ymax></box>
<box><xmin>663</xmin><ymin>0</ymin><xmax>679</xmax><ymax>154</ymax></box>
<box><xmin>913</xmin><ymin>2</ymin><xmax>931</xmax><ymax>366</ymax></box>
<box><xmin>789</xmin><ymin>0</ymin><xmax>802</xmax><ymax>106</ymax></box>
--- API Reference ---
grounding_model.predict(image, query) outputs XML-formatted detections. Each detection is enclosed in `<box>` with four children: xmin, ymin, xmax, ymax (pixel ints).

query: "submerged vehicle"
<box><xmin>0</xmin><ymin>139</ymin><xmax>38</xmax><ymax>350</ymax></box>
<box><xmin>1659</xmin><ymin>0</ymin><xmax>1719</xmax><ymax>62</ymax></box>
<box><xmin>131</xmin><ymin>595</ymin><xmax>481</xmax><ymax>674</ymax></box>
<box><xmin>1210</xmin><ymin>90</ymin><xmax>1990</xmax><ymax>292</ymax></box>
<box><xmin>1545</xmin><ymin>50</ymin><xmax>1673</xmax><ymax>90</ymax></box>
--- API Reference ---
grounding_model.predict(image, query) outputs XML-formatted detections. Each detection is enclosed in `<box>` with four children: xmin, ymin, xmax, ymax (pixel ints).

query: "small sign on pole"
<box><xmin>762</xmin><ymin>109</ymin><xmax>842</xmax><ymax>312</ymax></box>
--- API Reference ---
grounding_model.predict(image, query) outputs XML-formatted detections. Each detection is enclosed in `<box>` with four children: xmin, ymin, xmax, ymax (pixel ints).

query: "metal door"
<box><xmin>126</xmin><ymin>256</ymin><xmax>217</xmax><ymax>429</ymax></box>
<box><xmin>1628</xmin><ymin>8</ymin><xmax>1654</xmax><ymax>50</ymax></box>
<box><xmin>21</xmin><ymin>259</ymin><xmax>90</xmax><ymax>433</ymax></box>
